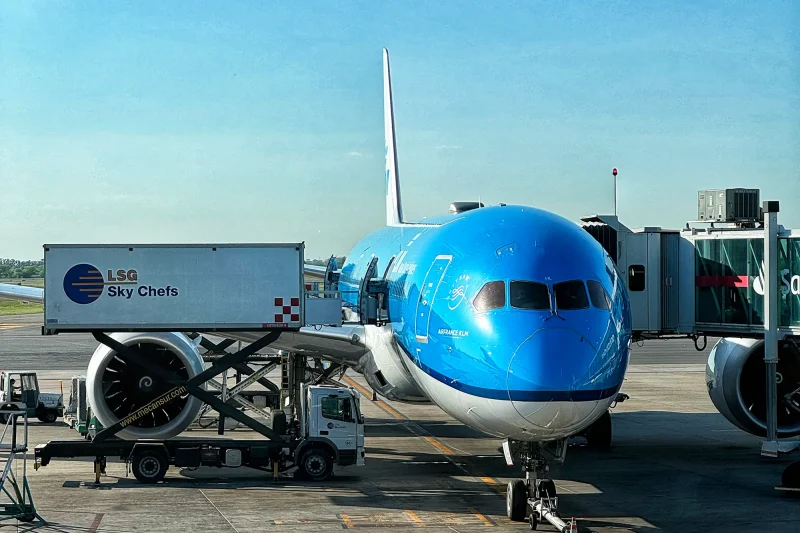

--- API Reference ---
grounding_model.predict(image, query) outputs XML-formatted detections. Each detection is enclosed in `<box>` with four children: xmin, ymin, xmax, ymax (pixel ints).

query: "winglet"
<box><xmin>383</xmin><ymin>48</ymin><xmax>404</xmax><ymax>226</ymax></box>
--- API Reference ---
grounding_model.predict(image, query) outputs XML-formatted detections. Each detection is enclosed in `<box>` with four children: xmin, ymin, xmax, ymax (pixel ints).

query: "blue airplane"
<box><xmin>0</xmin><ymin>49</ymin><xmax>633</xmax><ymax>525</ymax></box>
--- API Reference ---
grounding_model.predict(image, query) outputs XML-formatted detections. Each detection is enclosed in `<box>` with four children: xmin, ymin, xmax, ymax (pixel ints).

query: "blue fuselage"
<box><xmin>338</xmin><ymin>205</ymin><xmax>631</xmax><ymax>437</ymax></box>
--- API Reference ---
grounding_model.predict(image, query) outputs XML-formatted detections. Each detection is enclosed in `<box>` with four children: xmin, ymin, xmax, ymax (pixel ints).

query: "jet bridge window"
<box><xmin>321</xmin><ymin>396</ymin><xmax>353</xmax><ymax>422</ymax></box>
<box><xmin>510</xmin><ymin>281</ymin><xmax>550</xmax><ymax>310</ymax></box>
<box><xmin>473</xmin><ymin>281</ymin><xmax>506</xmax><ymax>311</ymax></box>
<box><xmin>628</xmin><ymin>265</ymin><xmax>645</xmax><ymax>292</ymax></box>
<box><xmin>587</xmin><ymin>280</ymin><xmax>611</xmax><ymax>310</ymax></box>
<box><xmin>554</xmin><ymin>280</ymin><xmax>589</xmax><ymax>310</ymax></box>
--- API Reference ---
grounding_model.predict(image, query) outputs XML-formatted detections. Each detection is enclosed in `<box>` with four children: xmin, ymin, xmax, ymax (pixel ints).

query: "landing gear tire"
<box><xmin>507</xmin><ymin>479</ymin><xmax>528</xmax><ymax>522</ymax></box>
<box><xmin>585</xmin><ymin>410</ymin><xmax>612</xmax><ymax>450</ymax></box>
<box><xmin>529</xmin><ymin>512</ymin><xmax>538</xmax><ymax>530</ymax></box>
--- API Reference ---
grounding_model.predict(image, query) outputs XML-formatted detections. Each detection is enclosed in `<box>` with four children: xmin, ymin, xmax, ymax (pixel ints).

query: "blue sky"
<box><xmin>1</xmin><ymin>1</ymin><xmax>797</xmax><ymax>260</ymax></box>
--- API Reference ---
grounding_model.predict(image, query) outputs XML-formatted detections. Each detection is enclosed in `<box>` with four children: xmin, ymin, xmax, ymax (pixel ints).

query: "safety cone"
<box><xmin>569</xmin><ymin>518</ymin><xmax>578</xmax><ymax>532</ymax></box>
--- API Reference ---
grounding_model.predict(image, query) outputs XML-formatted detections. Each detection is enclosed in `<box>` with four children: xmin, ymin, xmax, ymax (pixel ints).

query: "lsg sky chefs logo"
<box><xmin>63</xmin><ymin>264</ymin><xmax>178</xmax><ymax>304</ymax></box>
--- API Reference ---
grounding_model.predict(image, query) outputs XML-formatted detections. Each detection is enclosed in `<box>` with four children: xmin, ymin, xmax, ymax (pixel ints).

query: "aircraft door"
<box><xmin>415</xmin><ymin>255</ymin><xmax>452</xmax><ymax>342</ymax></box>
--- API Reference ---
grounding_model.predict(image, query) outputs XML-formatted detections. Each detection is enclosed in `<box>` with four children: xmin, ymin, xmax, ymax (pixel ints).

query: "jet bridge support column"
<box><xmin>760</xmin><ymin>201</ymin><xmax>800</xmax><ymax>457</ymax></box>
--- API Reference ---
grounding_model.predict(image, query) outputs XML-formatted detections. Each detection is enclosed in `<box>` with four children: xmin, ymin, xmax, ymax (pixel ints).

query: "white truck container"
<box><xmin>43</xmin><ymin>243</ymin><xmax>306</xmax><ymax>333</ymax></box>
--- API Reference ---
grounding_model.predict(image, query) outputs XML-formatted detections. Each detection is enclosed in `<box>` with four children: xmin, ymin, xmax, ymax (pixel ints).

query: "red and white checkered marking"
<box><xmin>274</xmin><ymin>297</ymin><xmax>300</xmax><ymax>323</ymax></box>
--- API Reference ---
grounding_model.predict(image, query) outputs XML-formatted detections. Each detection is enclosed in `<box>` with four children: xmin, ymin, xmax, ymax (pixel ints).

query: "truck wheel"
<box><xmin>0</xmin><ymin>405</ymin><xmax>12</xmax><ymax>424</ymax></box>
<box><xmin>38</xmin><ymin>410</ymin><xmax>58</xmax><ymax>423</ymax></box>
<box><xmin>270</xmin><ymin>410</ymin><xmax>287</xmax><ymax>435</ymax></box>
<box><xmin>131</xmin><ymin>451</ymin><xmax>168</xmax><ymax>484</ymax></box>
<box><xmin>299</xmin><ymin>448</ymin><xmax>333</xmax><ymax>481</ymax></box>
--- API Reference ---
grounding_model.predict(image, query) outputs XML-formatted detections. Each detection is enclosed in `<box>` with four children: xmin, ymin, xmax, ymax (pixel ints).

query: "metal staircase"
<box><xmin>0</xmin><ymin>409</ymin><xmax>43</xmax><ymax>524</ymax></box>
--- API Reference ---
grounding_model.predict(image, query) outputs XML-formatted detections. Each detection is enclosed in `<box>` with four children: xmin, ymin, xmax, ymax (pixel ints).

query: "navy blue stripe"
<box><xmin>397</xmin><ymin>341</ymin><xmax>620</xmax><ymax>402</ymax></box>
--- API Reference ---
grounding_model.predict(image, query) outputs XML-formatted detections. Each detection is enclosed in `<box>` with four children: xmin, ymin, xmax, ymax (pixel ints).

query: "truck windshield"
<box><xmin>321</xmin><ymin>396</ymin><xmax>353</xmax><ymax>422</ymax></box>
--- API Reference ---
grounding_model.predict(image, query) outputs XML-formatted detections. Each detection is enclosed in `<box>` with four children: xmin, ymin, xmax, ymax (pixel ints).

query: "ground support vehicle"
<box><xmin>0</xmin><ymin>371</ymin><xmax>63</xmax><ymax>424</ymax></box>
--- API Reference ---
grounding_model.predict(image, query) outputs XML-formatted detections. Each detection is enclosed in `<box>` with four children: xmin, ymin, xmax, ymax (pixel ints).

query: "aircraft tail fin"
<box><xmin>383</xmin><ymin>48</ymin><xmax>404</xmax><ymax>226</ymax></box>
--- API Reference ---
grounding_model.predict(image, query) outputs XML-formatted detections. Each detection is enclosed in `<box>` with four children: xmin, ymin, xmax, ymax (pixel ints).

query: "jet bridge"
<box><xmin>581</xmin><ymin>210</ymin><xmax>800</xmax><ymax>342</ymax></box>
<box><xmin>582</xmin><ymin>195</ymin><xmax>800</xmax><ymax>462</ymax></box>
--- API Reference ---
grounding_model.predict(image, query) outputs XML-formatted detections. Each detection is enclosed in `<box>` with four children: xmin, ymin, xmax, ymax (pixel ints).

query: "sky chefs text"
<box><xmin>108</xmin><ymin>285</ymin><xmax>179</xmax><ymax>299</ymax></box>
<box><xmin>63</xmin><ymin>263</ymin><xmax>179</xmax><ymax>305</ymax></box>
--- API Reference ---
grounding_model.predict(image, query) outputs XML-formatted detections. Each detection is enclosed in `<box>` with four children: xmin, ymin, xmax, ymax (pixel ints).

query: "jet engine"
<box><xmin>706</xmin><ymin>337</ymin><xmax>800</xmax><ymax>438</ymax></box>
<box><xmin>86</xmin><ymin>332</ymin><xmax>206</xmax><ymax>440</ymax></box>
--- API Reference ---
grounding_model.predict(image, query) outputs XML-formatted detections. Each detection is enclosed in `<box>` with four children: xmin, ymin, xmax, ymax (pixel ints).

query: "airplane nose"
<box><xmin>506</xmin><ymin>327</ymin><xmax>598</xmax><ymax>427</ymax></box>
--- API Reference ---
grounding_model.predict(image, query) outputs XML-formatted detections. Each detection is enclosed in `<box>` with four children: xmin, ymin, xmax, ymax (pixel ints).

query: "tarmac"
<box><xmin>1</xmin><ymin>314</ymin><xmax>799</xmax><ymax>532</ymax></box>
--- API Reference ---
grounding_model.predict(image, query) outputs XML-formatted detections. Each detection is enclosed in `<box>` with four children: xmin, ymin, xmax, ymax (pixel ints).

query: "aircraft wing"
<box><xmin>0</xmin><ymin>283</ymin><xmax>44</xmax><ymax>302</ymax></box>
<box><xmin>304</xmin><ymin>264</ymin><xmax>328</xmax><ymax>278</ymax></box>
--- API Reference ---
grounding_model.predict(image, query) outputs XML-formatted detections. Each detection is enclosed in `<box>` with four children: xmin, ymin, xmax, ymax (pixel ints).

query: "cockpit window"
<box><xmin>587</xmin><ymin>280</ymin><xmax>611</xmax><ymax>310</ymax></box>
<box><xmin>554</xmin><ymin>280</ymin><xmax>589</xmax><ymax>310</ymax></box>
<box><xmin>510</xmin><ymin>281</ymin><xmax>550</xmax><ymax>310</ymax></box>
<box><xmin>473</xmin><ymin>281</ymin><xmax>505</xmax><ymax>311</ymax></box>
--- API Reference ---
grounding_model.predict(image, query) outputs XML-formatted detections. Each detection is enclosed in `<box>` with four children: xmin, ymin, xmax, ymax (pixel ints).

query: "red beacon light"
<box><xmin>612</xmin><ymin>168</ymin><xmax>618</xmax><ymax>177</ymax></box>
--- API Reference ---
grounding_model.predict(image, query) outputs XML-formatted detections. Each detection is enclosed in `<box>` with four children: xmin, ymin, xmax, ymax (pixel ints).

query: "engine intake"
<box><xmin>707</xmin><ymin>337</ymin><xmax>800</xmax><ymax>438</ymax></box>
<box><xmin>86</xmin><ymin>332</ymin><xmax>206</xmax><ymax>440</ymax></box>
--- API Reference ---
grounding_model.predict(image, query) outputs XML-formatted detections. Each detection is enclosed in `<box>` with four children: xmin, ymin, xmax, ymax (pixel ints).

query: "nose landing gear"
<box><xmin>503</xmin><ymin>439</ymin><xmax>577</xmax><ymax>532</ymax></box>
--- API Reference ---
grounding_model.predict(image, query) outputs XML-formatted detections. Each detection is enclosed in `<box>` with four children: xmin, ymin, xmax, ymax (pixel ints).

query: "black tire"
<box><xmin>17</xmin><ymin>512</ymin><xmax>35</xmax><ymax>523</ymax></box>
<box><xmin>270</xmin><ymin>410</ymin><xmax>287</xmax><ymax>435</ymax></box>
<box><xmin>299</xmin><ymin>448</ymin><xmax>334</xmax><ymax>481</ymax></box>
<box><xmin>585</xmin><ymin>410</ymin><xmax>612</xmax><ymax>450</ymax></box>
<box><xmin>537</xmin><ymin>479</ymin><xmax>557</xmax><ymax>499</ymax></box>
<box><xmin>0</xmin><ymin>405</ymin><xmax>12</xmax><ymax>424</ymax></box>
<box><xmin>782</xmin><ymin>460</ymin><xmax>800</xmax><ymax>489</ymax></box>
<box><xmin>131</xmin><ymin>451</ymin><xmax>168</xmax><ymax>484</ymax></box>
<box><xmin>506</xmin><ymin>479</ymin><xmax>528</xmax><ymax>522</ymax></box>
<box><xmin>529</xmin><ymin>512</ymin><xmax>538</xmax><ymax>530</ymax></box>
<box><xmin>40</xmin><ymin>409</ymin><xmax>58</xmax><ymax>423</ymax></box>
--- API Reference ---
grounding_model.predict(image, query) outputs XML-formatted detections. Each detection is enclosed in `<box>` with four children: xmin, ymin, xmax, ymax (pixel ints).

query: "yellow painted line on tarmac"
<box><xmin>342</xmin><ymin>374</ymin><xmax>505</xmax><ymax>518</ymax></box>
<box><xmin>423</xmin><ymin>435</ymin><xmax>456</xmax><ymax>456</ymax></box>
<box><xmin>0</xmin><ymin>324</ymin><xmax>26</xmax><ymax>329</ymax></box>
<box><xmin>469</xmin><ymin>508</ymin><xmax>495</xmax><ymax>527</ymax></box>
<box><xmin>343</xmin><ymin>376</ymin><xmax>456</xmax><ymax>456</ymax></box>
<box><xmin>340</xmin><ymin>513</ymin><xmax>355</xmax><ymax>529</ymax></box>
<box><xmin>405</xmin><ymin>510</ymin><xmax>424</xmax><ymax>526</ymax></box>
<box><xmin>480</xmin><ymin>476</ymin><xmax>505</xmax><ymax>496</ymax></box>
<box><xmin>342</xmin><ymin>375</ymin><xmax>372</xmax><ymax>398</ymax></box>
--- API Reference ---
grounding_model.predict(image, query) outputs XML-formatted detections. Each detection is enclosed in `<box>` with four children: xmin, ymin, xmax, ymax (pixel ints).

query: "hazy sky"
<box><xmin>1</xmin><ymin>1</ymin><xmax>798</xmax><ymax>260</ymax></box>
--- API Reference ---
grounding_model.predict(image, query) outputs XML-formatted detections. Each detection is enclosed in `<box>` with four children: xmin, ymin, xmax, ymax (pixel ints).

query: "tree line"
<box><xmin>305</xmin><ymin>256</ymin><xmax>347</xmax><ymax>267</ymax></box>
<box><xmin>0</xmin><ymin>256</ymin><xmax>347</xmax><ymax>279</ymax></box>
<box><xmin>0</xmin><ymin>259</ymin><xmax>44</xmax><ymax>279</ymax></box>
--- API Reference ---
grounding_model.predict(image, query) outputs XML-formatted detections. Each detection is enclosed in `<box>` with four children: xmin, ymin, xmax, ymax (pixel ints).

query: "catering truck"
<box><xmin>33</xmin><ymin>242</ymin><xmax>353</xmax><ymax>483</ymax></box>
<box><xmin>35</xmin><ymin>383</ymin><xmax>365</xmax><ymax>483</ymax></box>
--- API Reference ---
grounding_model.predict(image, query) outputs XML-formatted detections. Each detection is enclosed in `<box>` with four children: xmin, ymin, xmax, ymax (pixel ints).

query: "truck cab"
<box><xmin>0</xmin><ymin>371</ymin><xmax>64</xmax><ymax>423</ymax></box>
<box><xmin>295</xmin><ymin>384</ymin><xmax>365</xmax><ymax>480</ymax></box>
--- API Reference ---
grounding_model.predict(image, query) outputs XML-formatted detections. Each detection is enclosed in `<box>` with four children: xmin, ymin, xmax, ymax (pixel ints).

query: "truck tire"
<box><xmin>131</xmin><ymin>450</ymin><xmax>168</xmax><ymax>484</ymax></box>
<box><xmin>270</xmin><ymin>410</ymin><xmax>287</xmax><ymax>435</ymax></box>
<box><xmin>38</xmin><ymin>409</ymin><xmax>58</xmax><ymax>423</ymax></box>
<box><xmin>299</xmin><ymin>448</ymin><xmax>333</xmax><ymax>481</ymax></box>
<box><xmin>0</xmin><ymin>405</ymin><xmax>12</xmax><ymax>424</ymax></box>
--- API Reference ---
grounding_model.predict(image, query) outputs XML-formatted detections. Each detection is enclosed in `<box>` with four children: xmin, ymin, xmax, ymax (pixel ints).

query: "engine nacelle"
<box><xmin>356</xmin><ymin>325</ymin><xmax>429</xmax><ymax>403</ymax></box>
<box><xmin>706</xmin><ymin>337</ymin><xmax>800</xmax><ymax>438</ymax></box>
<box><xmin>87</xmin><ymin>332</ymin><xmax>206</xmax><ymax>440</ymax></box>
